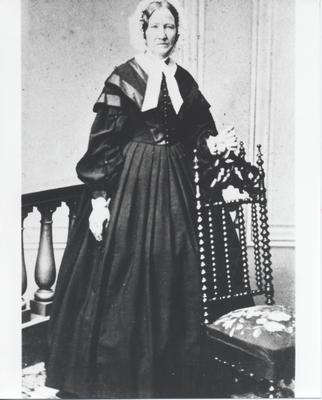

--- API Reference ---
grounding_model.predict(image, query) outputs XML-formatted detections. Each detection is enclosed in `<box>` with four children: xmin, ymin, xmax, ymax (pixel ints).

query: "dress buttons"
<box><xmin>159</xmin><ymin>81</ymin><xmax>173</xmax><ymax>146</ymax></box>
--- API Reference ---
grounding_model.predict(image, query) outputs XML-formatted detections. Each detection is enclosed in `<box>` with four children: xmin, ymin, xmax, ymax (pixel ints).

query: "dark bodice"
<box><xmin>127</xmin><ymin>74</ymin><xmax>183</xmax><ymax>146</ymax></box>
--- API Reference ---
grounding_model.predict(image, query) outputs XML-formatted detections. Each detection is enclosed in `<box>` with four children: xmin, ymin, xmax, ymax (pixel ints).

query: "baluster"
<box><xmin>256</xmin><ymin>145</ymin><xmax>274</xmax><ymax>305</ymax></box>
<box><xmin>221</xmin><ymin>207</ymin><xmax>232</xmax><ymax>296</ymax></box>
<box><xmin>22</xmin><ymin>206</ymin><xmax>33</xmax><ymax>323</ymax></box>
<box><xmin>30</xmin><ymin>201</ymin><xmax>60</xmax><ymax>316</ymax></box>
<box><xmin>66</xmin><ymin>198</ymin><xmax>79</xmax><ymax>241</ymax></box>
<box><xmin>251</xmin><ymin>202</ymin><xmax>263</xmax><ymax>291</ymax></box>
<box><xmin>193</xmin><ymin>149</ymin><xmax>210</xmax><ymax>324</ymax></box>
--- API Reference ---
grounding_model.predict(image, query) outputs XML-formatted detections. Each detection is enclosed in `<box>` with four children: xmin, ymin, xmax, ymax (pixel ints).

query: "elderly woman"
<box><xmin>45</xmin><ymin>0</ymin><xmax>246</xmax><ymax>398</ymax></box>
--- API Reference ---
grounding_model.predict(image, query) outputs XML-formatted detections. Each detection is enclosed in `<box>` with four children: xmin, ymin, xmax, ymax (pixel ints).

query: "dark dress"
<box><xmin>45</xmin><ymin>58</ymin><xmax>252</xmax><ymax>398</ymax></box>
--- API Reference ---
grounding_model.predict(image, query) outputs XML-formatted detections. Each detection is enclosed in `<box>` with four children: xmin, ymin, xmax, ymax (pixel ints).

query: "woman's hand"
<box><xmin>206</xmin><ymin>125</ymin><xmax>238</xmax><ymax>156</ymax></box>
<box><xmin>89</xmin><ymin>197</ymin><xmax>111</xmax><ymax>242</ymax></box>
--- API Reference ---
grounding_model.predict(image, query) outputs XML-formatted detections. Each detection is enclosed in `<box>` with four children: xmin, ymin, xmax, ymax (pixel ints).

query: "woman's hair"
<box><xmin>140</xmin><ymin>1</ymin><xmax>179</xmax><ymax>39</ymax></box>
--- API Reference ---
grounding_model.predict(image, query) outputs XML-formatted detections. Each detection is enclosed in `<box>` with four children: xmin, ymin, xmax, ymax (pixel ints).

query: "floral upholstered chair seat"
<box><xmin>206</xmin><ymin>305</ymin><xmax>295</xmax><ymax>383</ymax></box>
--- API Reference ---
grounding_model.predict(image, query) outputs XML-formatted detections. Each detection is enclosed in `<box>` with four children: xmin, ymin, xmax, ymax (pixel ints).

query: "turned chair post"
<box><xmin>256</xmin><ymin>145</ymin><xmax>274</xmax><ymax>305</ymax></box>
<box><xmin>251</xmin><ymin>202</ymin><xmax>263</xmax><ymax>291</ymax></box>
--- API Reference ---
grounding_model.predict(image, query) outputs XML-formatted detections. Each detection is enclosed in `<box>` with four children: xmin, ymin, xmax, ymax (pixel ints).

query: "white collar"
<box><xmin>135</xmin><ymin>51</ymin><xmax>183</xmax><ymax>114</ymax></box>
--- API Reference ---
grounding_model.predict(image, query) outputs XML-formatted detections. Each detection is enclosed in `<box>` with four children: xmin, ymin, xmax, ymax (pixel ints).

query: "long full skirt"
<box><xmin>46</xmin><ymin>141</ymin><xmax>206</xmax><ymax>398</ymax></box>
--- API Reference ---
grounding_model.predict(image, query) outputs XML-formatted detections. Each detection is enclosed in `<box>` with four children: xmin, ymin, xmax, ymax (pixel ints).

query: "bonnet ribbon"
<box><xmin>135</xmin><ymin>51</ymin><xmax>184</xmax><ymax>114</ymax></box>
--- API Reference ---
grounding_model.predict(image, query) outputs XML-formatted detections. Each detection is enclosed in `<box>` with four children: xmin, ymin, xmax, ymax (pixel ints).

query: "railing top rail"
<box><xmin>22</xmin><ymin>184</ymin><xmax>85</xmax><ymax>208</ymax></box>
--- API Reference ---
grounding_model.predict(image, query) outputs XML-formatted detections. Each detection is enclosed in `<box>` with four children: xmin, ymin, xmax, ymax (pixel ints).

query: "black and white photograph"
<box><xmin>0</xmin><ymin>0</ymin><xmax>320</xmax><ymax>398</ymax></box>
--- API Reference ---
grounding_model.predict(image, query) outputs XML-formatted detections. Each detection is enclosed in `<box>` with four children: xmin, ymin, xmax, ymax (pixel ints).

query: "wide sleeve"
<box><xmin>183</xmin><ymin>81</ymin><xmax>219</xmax><ymax>152</ymax></box>
<box><xmin>76</xmin><ymin>82</ymin><xmax>129</xmax><ymax>199</ymax></box>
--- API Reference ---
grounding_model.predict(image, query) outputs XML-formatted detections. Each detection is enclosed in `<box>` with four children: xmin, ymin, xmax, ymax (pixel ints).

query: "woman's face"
<box><xmin>145</xmin><ymin>7</ymin><xmax>178</xmax><ymax>59</ymax></box>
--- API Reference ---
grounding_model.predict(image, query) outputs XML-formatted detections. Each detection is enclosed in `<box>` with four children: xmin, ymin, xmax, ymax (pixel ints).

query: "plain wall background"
<box><xmin>22</xmin><ymin>0</ymin><xmax>295</xmax><ymax>308</ymax></box>
<box><xmin>22</xmin><ymin>0</ymin><xmax>135</xmax><ymax>192</ymax></box>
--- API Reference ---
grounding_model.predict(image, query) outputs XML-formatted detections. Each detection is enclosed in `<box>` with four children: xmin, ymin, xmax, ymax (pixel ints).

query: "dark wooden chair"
<box><xmin>193</xmin><ymin>144</ymin><xmax>295</xmax><ymax>398</ymax></box>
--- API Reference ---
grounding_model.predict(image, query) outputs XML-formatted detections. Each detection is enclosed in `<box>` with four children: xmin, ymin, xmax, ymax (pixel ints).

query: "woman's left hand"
<box><xmin>206</xmin><ymin>125</ymin><xmax>238</xmax><ymax>156</ymax></box>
